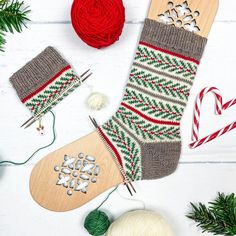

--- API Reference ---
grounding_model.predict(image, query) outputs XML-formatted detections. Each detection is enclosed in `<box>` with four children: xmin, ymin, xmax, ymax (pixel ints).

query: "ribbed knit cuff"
<box><xmin>10</xmin><ymin>46</ymin><xmax>69</xmax><ymax>101</ymax></box>
<box><xmin>141</xmin><ymin>19</ymin><xmax>207</xmax><ymax>61</ymax></box>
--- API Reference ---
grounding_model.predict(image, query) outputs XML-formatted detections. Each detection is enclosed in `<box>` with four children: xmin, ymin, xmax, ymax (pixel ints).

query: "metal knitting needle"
<box><xmin>21</xmin><ymin>116</ymin><xmax>34</xmax><ymax>128</ymax></box>
<box><xmin>21</xmin><ymin>70</ymin><xmax>92</xmax><ymax>128</ymax></box>
<box><xmin>81</xmin><ymin>72</ymin><xmax>92</xmax><ymax>83</ymax></box>
<box><xmin>89</xmin><ymin>116</ymin><xmax>136</xmax><ymax>196</ymax></box>
<box><xmin>22</xmin><ymin>70</ymin><xmax>92</xmax><ymax>129</ymax></box>
<box><xmin>124</xmin><ymin>182</ymin><xmax>133</xmax><ymax>196</ymax></box>
<box><xmin>128</xmin><ymin>181</ymin><xmax>136</xmax><ymax>193</ymax></box>
<box><xmin>89</xmin><ymin>116</ymin><xmax>98</xmax><ymax>128</ymax></box>
<box><xmin>23</xmin><ymin>74</ymin><xmax>93</xmax><ymax>129</ymax></box>
<box><xmin>80</xmin><ymin>69</ymin><xmax>90</xmax><ymax>81</ymax></box>
<box><xmin>24</xmin><ymin>114</ymin><xmax>43</xmax><ymax>129</ymax></box>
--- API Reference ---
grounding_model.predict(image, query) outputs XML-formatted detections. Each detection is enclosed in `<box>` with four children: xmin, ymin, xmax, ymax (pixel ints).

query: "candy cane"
<box><xmin>190</xmin><ymin>121</ymin><xmax>236</xmax><ymax>148</ymax></box>
<box><xmin>190</xmin><ymin>87</ymin><xmax>236</xmax><ymax>149</ymax></box>
<box><xmin>192</xmin><ymin>87</ymin><xmax>222</xmax><ymax>142</ymax></box>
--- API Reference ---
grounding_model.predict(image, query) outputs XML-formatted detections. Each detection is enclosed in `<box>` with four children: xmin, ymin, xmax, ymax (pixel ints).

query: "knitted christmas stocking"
<box><xmin>30</xmin><ymin>1</ymin><xmax>218</xmax><ymax>211</ymax></box>
<box><xmin>97</xmin><ymin>19</ymin><xmax>207</xmax><ymax>181</ymax></box>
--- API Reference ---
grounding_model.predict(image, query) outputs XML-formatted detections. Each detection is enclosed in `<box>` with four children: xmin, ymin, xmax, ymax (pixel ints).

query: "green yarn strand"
<box><xmin>95</xmin><ymin>186</ymin><xmax>118</xmax><ymax>210</ymax></box>
<box><xmin>0</xmin><ymin>110</ymin><xmax>56</xmax><ymax>166</ymax></box>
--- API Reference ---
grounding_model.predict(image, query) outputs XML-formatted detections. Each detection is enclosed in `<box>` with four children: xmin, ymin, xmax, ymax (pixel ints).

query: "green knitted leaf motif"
<box><xmin>136</xmin><ymin>46</ymin><xmax>197</xmax><ymax>80</ymax></box>
<box><xmin>101</xmin><ymin>119</ymin><xmax>142</xmax><ymax>181</ymax></box>
<box><xmin>36</xmin><ymin>81</ymin><xmax>81</xmax><ymax>118</ymax></box>
<box><xmin>115</xmin><ymin>106</ymin><xmax>180</xmax><ymax>141</ymax></box>
<box><xmin>25</xmin><ymin>69</ymin><xmax>81</xmax><ymax>116</ymax></box>
<box><xmin>130</xmin><ymin>68</ymin><xmax>190</xmax><ymax>101</ymax></box>
<box><xmin>124</xmin><ymin>88</ymin><xmax>183</xmax><ymax>121</ymax></box>
<box><xmin>37</xmin><ymin>94</ymin><xmax>48</xmax><ymax>99</ymax></box>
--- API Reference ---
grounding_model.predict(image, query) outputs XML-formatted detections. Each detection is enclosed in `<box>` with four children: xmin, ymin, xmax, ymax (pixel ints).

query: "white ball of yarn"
<box><xmin>86</xmin><ymin>92</ymin><xmax>108</xmax><ymax>111</ymax></box>
<box><xmin>106</xmin><ymin>210</ymin><xmax>175</xmax><ymax>236</ymax></box>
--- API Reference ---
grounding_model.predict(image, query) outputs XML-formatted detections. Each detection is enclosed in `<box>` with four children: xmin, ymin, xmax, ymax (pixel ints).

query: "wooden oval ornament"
<box><xmin>30</xmin><ymin>0</ymin><xmax>219</xmax><ymax>212</ymax></box>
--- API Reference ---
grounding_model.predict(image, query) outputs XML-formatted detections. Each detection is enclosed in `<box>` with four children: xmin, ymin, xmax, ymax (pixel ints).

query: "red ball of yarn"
<box><xmin>71</xmin><ymin>0</ymin><xmax>125</xmax><ymax>49</ymax></box>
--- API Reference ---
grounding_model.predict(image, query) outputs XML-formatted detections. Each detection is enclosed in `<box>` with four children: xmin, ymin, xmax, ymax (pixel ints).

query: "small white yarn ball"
<box><xmin>86</xmin><ymin>92</ymin><xmax>108</xmax><ymax>111</ymax></box>
<box><xmin>106</xmin><ymin>210</ymin><xmax>175</xmax><ymax>236</ymax></box>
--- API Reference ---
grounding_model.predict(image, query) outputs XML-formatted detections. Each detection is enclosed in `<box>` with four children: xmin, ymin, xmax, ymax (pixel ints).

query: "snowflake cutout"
<box><xmin>185</xmin><ymin>20</ymin><xmax>199</xmax><ymax>33</ymax></box>
<box><xmin>56</xmin><ymin>174</ymin><xmax>70</xmax><ymax>187</ymax></box>
<box><xmin>176</xmin><ymin>1</ymin><xmax>191</xmax><ymax>17</ymax></box>
<box><xmin>54</xmin><ymin>153</ymin><xmax>100</xmax><ymax>196</ymax></box>
<box><xmin>158</xmin><ymin>1</ymin><xmax>200</xmax><ymax>33</ymax></box>
<box><xmin>159</xmin><ymin>11</ymin><xmax>172</xmax><ymax>24</ymax></box>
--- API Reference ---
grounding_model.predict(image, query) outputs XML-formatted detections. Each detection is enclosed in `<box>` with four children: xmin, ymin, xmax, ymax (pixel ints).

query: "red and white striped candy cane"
<box><xmin>190</xmin><ymin>121</ymin><xmax>236</xmax><ymax>149</ymax></box>
<box><xmin>190</xmin><ymin>87</ymin><xmax>236</xmax><ymax>149</ymax></box>
<box><xmin>192</xmin><ymin>87</ymin><xmax>223</xmax><ymax>142</ymax></box>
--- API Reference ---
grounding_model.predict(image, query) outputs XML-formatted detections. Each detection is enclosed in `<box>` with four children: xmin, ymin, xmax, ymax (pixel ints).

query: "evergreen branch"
<box><xmin>0</xmin><ymin>0</ymin><xmax>30</xmax><ymax>33</ymax></box>
<box><xmin>0</xmin><ymin>0</ymin><xmax>30</xmax><ymax>51</ymax></box>
<box><xmin>187</xmin><ymin>193</ymin><xmax>236</xmax><ymax>235</ymax></box>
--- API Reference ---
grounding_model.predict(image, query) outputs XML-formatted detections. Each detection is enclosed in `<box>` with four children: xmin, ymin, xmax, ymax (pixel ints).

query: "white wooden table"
<box><xmin>0</xmin><ymin>1</ymin><xmax>236</xmax><ymax>235</ymax></box>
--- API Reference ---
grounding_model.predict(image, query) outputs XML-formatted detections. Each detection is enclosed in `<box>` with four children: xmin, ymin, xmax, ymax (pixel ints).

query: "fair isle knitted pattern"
<box><xmin>98</xmin><ymin>41</ymin><xmax>199</xmax><ymax>181</ymax></box>
<box><xmin>22</xmin><ymin>66</ymin><xmax>81</xmax><ymax>117</ymax></box>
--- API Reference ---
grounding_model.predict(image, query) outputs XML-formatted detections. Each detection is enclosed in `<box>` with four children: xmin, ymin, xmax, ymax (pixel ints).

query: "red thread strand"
<box><xmin>71</xmin><ymin>0</ymin><xmax>125</xmax><ymax>49</ymax></box>
<box><xmin>121</xmin><ymin>102</ymin><xmax>180</xmax><ymax>126</ymax></box>
<box><xmin>21</xmin><ymin>66</ymin><xmax>71</xmax><ymax>103</ymax></box>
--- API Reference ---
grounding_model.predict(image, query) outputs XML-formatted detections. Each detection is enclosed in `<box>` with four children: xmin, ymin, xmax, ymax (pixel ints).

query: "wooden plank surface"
<box><xmin>0</xmin><ymin>164</ymin><xmax>235</xmax><ymax>235</ymax></box>
<box><xmin>0</xmin><ymin>0</ymin><xmax>236</xmax><ymax>235</ymax></box>
<box><xmin>28</xmin><ymin>0</ymin><xmax>236</xmax><ymax>23</ymax></box>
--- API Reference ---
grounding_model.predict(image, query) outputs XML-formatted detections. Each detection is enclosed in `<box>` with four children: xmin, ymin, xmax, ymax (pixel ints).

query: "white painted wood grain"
<box><xmin>27</xmin><ymin>0</ymin><xmax>236</xmax><ymax>22</ymax></box>
<box><xmin>0</xmin><ymin>164</ymin><xmax>235</xmax><ymax>236</ymax></box>
<box><xmin>0</xmin><ymin>1</ymin><xmax>236</xmax><ymax>236</ymax></box>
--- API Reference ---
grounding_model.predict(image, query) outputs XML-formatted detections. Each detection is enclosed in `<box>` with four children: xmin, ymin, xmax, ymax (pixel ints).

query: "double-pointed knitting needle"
<box><xmin>21</xmin><ymin>70</ymin><xmax>92</xmax><ymax>129</ymax></box>
<box><xmin>89</xmin><ymin>116</ymin><xmax>136</xmax><ymax>196</ymax></box>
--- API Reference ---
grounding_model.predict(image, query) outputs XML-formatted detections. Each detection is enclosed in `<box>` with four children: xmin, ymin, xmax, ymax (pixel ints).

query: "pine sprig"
<box><xmin>0</xmin><ymin>0</ymin><xmax>30</xmax><ymax>51</ymax></box>
<box><xmin>187</xmin><ymin>193</ymin><xmax>236</xmax><ymax>235</ymax></box>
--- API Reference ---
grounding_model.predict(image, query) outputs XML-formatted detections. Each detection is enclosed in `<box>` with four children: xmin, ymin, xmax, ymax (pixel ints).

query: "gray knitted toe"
<box><xmin>141</xmin><ymin>142</ymin><xmax>181</xmax><ymax>180</ymax></box>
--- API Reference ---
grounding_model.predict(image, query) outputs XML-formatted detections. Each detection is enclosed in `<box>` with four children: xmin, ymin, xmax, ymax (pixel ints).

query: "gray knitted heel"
<box><xmin>141</xmin><ymin>142</ymin><xmax>181</xmax><ymax>180</ymax></box>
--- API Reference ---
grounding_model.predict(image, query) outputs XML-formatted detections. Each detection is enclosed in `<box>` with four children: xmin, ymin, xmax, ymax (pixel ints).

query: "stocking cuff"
<box><xmin>10</xmin><ymin>46</ymin><xmax>69</xmax><ymax>101</ymax></box>
<box><xmin>141</xmin><ymin>19</ymin><xmax>207</xmax><ymax>61</ymax></box>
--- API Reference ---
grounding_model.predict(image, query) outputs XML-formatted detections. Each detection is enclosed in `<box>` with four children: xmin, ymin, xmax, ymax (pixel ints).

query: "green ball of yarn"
<box><xmin>84</xmin><ymin>210</ymin><xmax>111</xmax><ymax>236</ymax></box>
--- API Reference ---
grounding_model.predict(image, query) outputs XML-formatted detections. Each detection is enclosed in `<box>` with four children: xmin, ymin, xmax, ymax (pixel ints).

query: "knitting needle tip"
<box><xmin>82</xmin><ymin>73</ymin><xmax>92</xmax><ymax>82</ymax></box>
<box><xmin>20</xmin><ymin>116</ymin><xmax>34</xmax><ymax>127</ymax></box>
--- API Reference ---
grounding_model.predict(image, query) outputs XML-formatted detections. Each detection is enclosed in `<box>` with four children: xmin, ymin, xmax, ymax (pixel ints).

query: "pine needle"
<box><xmin>0</xmin><ymin>30</ymin><xmax>5</xmax><ymax>51</ymax></box>
<box><xmin>0</xmin><ymin>0</ymin><xmax>8</xmax><ymax>8</ymax></box>
<box><xmin>187</xmin><ymin>193</ymin><xmax>236</xmax><ymax>235</ymax></box>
